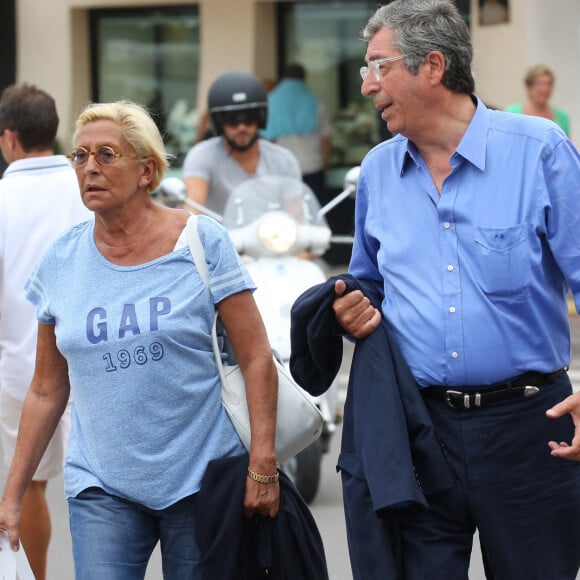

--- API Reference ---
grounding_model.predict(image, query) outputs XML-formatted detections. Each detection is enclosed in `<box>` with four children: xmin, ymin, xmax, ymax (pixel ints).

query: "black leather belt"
<box><xmin>422</xmin><ymin>369</ymin><xmax>566</xmax><ymax>409</ymax></box>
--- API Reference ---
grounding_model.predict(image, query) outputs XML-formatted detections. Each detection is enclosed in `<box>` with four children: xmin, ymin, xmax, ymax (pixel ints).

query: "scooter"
<box><xmin>152</xmin><ymin>169</ymin><xmax>358</xmax><ymax>502</ymax></box>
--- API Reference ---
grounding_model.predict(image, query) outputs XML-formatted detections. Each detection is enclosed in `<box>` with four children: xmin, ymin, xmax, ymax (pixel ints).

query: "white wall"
<box><xmin>17</xmin><ymin>0</ymin><xmax>78</xmax><ymax>145</ymax></box>
<box><xmin>471</xmin><ymin>0</ymin><xmax>580</xmax><ymax>141</ymax></box>
<box><xmin>197</xmin><ymin>0</ymin><xmax>257</xmax><ymax>107</ymax></box>
<box><xmin>527</xmin><ymin>0</ymin><xmax>580</xmax><ymax>139</ymax></box>
<box><xmin>471</xmin><ymin>0</ymin><xmax>528</xmax><ymax>109</ymax></box>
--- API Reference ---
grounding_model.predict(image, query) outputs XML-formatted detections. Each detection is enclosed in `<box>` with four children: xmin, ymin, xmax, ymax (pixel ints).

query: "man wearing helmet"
<box><xmin>183</xmin><ymin>71</ymin><xmax>301</xmax><ymax>215</ymax></box>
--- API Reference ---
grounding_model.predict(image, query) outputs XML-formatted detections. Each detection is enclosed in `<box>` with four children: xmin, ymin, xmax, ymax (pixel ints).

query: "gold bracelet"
<box><xmin>247</xmin><ymin>467</ymin><xmax>279</xmax><ymax>484</ymax></box>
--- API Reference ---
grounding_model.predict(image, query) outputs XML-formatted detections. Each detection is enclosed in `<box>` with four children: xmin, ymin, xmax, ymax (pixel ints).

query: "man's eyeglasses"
<box><xmin>68</xmin><ymin>146</ymin><xmax>138</xmax><ymax>167</ymax></box>
<box><xmin>360</xmin><ymin>55</ymin><xmax>406</xmax><ymax>82</ymax></box>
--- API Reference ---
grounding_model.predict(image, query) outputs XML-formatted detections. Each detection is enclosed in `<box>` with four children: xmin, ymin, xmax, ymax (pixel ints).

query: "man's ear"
<box><xmin>3</xmin><ymin>129</ymin><xmax>19</xmax><ymax>150</ymax></box>
<box><xmin>1</xmin><ymin>129</ymin><xmax>24</xmax><ymax>163</ymax></box>
<box><xmin>425</xmin><ymin>51</ymin><xmax>446</xmax><ymax>85</ymax></box>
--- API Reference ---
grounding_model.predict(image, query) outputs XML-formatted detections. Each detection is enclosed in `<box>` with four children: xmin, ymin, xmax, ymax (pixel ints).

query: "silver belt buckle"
<box><xmin>444</xmin><ymin>390</ymin><xmax>464</xmax><ymax>408</ymax></box>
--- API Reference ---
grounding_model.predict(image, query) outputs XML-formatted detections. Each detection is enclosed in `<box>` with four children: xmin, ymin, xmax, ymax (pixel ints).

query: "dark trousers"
<box><xmin>342</xmin><ymin>372</ymin><xmax>580</xmax><ymax>580</ymax></box>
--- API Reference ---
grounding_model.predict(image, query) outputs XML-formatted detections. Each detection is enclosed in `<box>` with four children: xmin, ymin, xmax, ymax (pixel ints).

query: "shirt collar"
<box><xmin>455</xmin><ymin>95</ymin><xmax>488</xmax><ymax>171</ymax></box>
<box><xmin>3</xmin><ymin>154</ymin><xmax>72</xmax><ymax>177</ymax></box>
<box><xmin>399</xmin><ymin>95</ymin><xmax>490</xmax><ymax>175</ymax></box>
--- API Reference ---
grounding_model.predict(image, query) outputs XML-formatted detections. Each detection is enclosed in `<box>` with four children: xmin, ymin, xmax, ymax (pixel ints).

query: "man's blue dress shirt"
<box><xmin>350</xmin><ymin>97</ymin><xmax>580</xmax><ymax>387</ymax></box>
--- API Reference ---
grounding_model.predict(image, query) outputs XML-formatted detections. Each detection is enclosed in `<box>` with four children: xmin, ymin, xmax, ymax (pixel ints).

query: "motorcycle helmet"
<box><xmin>207</xmin><ymin>71</ymin><xmax>268</xmax><ymax>135</ymax></box>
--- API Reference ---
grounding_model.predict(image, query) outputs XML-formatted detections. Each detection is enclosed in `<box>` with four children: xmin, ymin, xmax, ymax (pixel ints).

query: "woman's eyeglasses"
<box><xmin>68</xmin><ymin>146</ymin><xmax>138</xmax><ymax>167</ymax></box>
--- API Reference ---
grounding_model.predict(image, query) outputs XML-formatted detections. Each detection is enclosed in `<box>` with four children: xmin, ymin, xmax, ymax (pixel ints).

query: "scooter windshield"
<box><xmin>222</xmin><ymin>175</ymin><xmax>328</xmax><ymax>230</ymax></box>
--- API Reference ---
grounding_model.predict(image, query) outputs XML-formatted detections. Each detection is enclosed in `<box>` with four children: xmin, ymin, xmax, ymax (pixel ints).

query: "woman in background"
<box><xmin>505</xmin><ymin>64</ymin><xmax>570</xmax><ymax>136</ymax></box>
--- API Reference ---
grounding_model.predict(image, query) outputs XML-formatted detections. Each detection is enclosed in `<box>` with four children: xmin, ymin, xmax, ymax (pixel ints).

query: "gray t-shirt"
<box><xmin>182</xmin><ymin>136</ymin><xmax>301</xmax><ymax>215</ymax></box>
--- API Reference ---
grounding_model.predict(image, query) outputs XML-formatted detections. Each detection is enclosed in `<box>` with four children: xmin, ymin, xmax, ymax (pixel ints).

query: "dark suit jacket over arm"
<box><xmin>290</xmin><ymin>274</ymin><xmax>454</xmax><ymax>514</ymax></box>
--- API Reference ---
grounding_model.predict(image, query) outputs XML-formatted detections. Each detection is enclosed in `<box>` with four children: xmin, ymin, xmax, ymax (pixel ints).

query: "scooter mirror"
<box><xmin>151</xmin><ymin>177</ymin><xmax>187</xmax><ymax>208</ymax></box>
<box><xmin>343</xmin><ymin>166</ymin><xmax>360</xmax><ymax>195</ymax></box>
<box><xmin>317</xmin><ymin>165</ymin><xmax>361</xmax><ymax>220</ymax></box>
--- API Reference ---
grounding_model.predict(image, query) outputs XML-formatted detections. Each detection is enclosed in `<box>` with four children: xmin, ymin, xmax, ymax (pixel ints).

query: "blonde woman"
<box><xmin>0</xmin><ymin>100</ymin><xmax>280</xmax><ymax>579</ymax></box>
<box><xmin>505</xmin><ymin>64</ymin><xmax>570</xmax><ymax>136</ymax></box>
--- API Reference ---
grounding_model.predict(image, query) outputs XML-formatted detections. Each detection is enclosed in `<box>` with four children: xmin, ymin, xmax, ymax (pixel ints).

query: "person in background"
<box><xmin>0</xmin><ymin>99</ymin><xmax>280</xmax><ymax>579</ymax></box>
<box><xmin>505</xmin><ymin>64</ymin><xmax>571</xmax><ymax>136</ymax></box>
<box><xmin>0</xmin><ymin>83</ymin><xmax>93</xmax><ymax>580</ymax></box>
<box><xmin>328</xmin><ymin>0</ymin><xmax>580</xmax><ymax>578</ymax></box>
<box><xmin>262</xmin><ymin>63</ymin><xmax>333</xmax><ymax>202</ymax></box>
<box><xmin>183</xmin><ymin>71</ymin><xmax>301</xmax><ymax>216</ymax></box>
<box><xmin>193</xmin><ymin>78</ymin><xmax>275</xmax><ymax>146</ymax></box>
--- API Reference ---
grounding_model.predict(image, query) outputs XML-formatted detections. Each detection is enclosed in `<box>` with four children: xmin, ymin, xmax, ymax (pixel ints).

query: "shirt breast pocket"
<box><xmin>473</xmin><ymin>224</ymin><xmax>530</xmax><ymax>300</ymax></box>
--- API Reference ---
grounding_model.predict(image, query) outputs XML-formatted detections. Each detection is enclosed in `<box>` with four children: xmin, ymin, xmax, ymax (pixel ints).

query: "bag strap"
<box><xmin>185</xmin><ymin>214</ymin><xmax>210</xmax><ymax>290</ymax></box>
<box><xmin>185</xmin><ymin>215</ymin><xmax>230</xmax><ymax>375</ymax></box>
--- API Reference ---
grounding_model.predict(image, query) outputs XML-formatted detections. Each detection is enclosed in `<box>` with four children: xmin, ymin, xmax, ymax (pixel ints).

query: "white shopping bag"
<box><xmin>0</xmin><ymin>533</ymin><xmax>34</xmax><ymax>580</ymax></box>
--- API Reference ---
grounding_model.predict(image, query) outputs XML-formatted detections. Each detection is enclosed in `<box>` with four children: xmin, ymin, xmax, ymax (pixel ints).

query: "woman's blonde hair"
<box><xmin>73</xmin><ymin>100</ymin><xmax>169</xmax><ymax>191</ymax></box>
<box><xmin>524</xmin><ymin>64</ymin><xmax>555</xmax><ymax>87</ymax></box>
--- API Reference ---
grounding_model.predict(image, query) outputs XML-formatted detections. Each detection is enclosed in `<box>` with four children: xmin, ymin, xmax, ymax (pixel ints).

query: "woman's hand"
<box><xmin>0</xmin><ymin>497</ymin><xmax>22</xmax><ymax>551</ymax></box>
<box><xmin>218</xmin><ymin>292</ymin><xmax>280</xmax><ymax>517</ymax></box>
<box><xmin>243</xmin><ymin>471</ymin><xmax>280</xmax><ymax>519</ymax></box>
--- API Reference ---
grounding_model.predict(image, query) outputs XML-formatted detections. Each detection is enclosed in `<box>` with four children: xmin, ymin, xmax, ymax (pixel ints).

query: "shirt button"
<box><xmin>449</xmin><ymin>306</ymin><xmax>456</xmax><ymax>313</ymax></box>
<box><xmin>447</xmin><ymin>265</ymin><xmax>454</xmax><ymax>272</ymax></box>
<box><xmin>451</xmin><ymin>351</ymin><xmax>459</xmax><ymax>359</ymax></box>
<box><xmin>443</xmin><ymin>222</ymin><xmax>451</xmax><ymax>229</ymax></box>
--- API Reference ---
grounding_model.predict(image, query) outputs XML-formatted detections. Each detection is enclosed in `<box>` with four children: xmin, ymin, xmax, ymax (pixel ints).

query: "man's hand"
<box><xmin>546</xmin><ymin>392</ymin><xmax>580</xmax><ymax>461</ymax></box>
<box><xmin>332</xmin><ymin>279</ymin><xmax>381</xmax><ymax>339</ymax></box>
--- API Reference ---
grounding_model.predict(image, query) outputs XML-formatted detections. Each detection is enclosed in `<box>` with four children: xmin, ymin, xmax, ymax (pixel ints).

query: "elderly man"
<box><xmin>308</xmin><ymin>1</ymin><xmax>580</xmax><ymax>578</ymax></box>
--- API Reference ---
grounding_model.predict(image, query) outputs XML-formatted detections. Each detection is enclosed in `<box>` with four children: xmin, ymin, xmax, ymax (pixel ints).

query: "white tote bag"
<box><xmin>186</xmin><ymin>216</ymin><xmax>323</xmax><ymax>463</ymax></box>
<box><xmin>0</xmin><ymin>533</ymin><xmax>34</xmax><ymax>580</ymax></box>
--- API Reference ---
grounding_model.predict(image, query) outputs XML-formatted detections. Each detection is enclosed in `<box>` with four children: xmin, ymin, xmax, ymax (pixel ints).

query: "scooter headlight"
<box><xmin>257</xmin><ymin>212</ymin><xmax>298</xmax><ymax>254</ymax></box>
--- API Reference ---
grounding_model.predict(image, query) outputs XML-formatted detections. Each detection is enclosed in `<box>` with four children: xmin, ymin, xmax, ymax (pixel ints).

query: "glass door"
<box><xmin>90</xmin><ymin>5</ymin><xmax>200</xmax><ymax>164</ymax></box>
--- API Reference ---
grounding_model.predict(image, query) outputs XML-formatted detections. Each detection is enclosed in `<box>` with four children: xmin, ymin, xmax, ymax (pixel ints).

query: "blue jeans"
<box><xmin>68</xmin><ymin>487</ymin><xmax>202</xmax><ymax>580</ymax></box>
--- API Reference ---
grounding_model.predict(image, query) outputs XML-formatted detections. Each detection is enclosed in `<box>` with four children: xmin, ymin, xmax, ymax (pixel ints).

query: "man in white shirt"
<box><xmin>0</xmin><ymin>83</ymin><xmax>92</xmax><ymax>580</ymax></box>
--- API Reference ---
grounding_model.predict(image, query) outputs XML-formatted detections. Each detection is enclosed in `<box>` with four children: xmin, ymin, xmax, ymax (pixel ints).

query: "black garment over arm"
<box><xmin>290</xmin><ymin>274</ymin><xmax>454</xmax><ymax>514</ymax></box>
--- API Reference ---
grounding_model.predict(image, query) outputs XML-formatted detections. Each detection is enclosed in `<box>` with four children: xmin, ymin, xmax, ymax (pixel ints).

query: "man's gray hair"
<box><xmin>363</xmin><ymin>0</ymin><xmax>474</xmax><ymax>94</ymax></box>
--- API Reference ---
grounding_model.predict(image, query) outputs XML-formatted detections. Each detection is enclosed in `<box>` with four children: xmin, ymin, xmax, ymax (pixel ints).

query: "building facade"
<box><xmin>5</xmin><ymin>0</ymin><xmax>580</xmax><ymax>171</ymax></box>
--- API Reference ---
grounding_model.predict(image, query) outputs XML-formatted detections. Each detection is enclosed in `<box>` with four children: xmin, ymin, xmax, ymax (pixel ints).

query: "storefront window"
<box><xmin>278</xmin><ymin>1</ymin><xmax>471</xmax><ymax>179</ymax></box>
<box><xmin>278</xmin><ymin>1</ymin><xmax>378</xmax><ymax>175</ymax></box>
<box><xmin>91</xmin><ymin>6</ymin><xmax>200</xmax><ymax>165</ymax></box>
